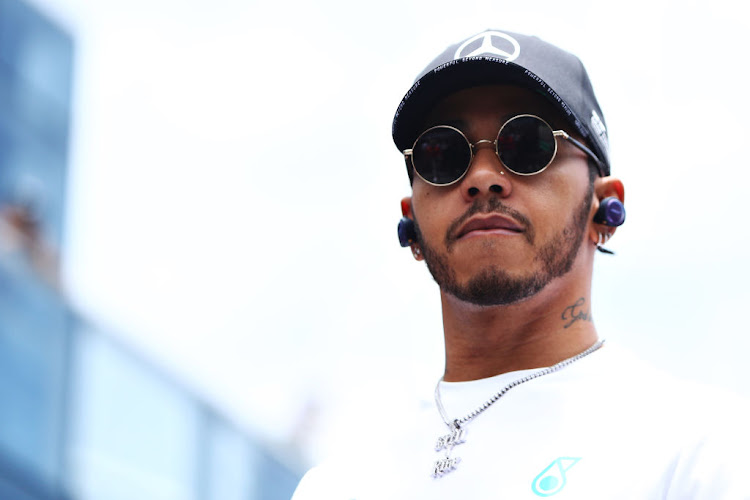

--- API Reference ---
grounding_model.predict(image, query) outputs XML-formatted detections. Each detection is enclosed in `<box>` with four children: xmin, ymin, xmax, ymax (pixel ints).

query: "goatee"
<box><xmin>414</xmin><ymin>186</ymin><xmax>593</xmax><ymax>306</ymax></box>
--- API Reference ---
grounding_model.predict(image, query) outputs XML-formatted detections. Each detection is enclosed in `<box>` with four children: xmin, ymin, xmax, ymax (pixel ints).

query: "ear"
<box><xmin>596</xmin><ymin>177</ymin><xmax>625</xmax><ymax>204</ymax></box>
<box><xmin>401</xmin><ymin>196</ymin><xmax>413</xmax><ymax>219</ymax></box>
<box><xmin>399</xmin><ymin>196</ymin><xmax>422</xmax><ymax>259</ymax></box>
<box><xmin>589</xmin><ymin>177</ymin><xmax>625</xmax><ymax>245</ymax></box>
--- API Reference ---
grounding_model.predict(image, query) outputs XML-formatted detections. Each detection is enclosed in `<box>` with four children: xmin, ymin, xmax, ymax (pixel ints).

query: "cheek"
<box><xmin>516</xmin><ymin>170</ymin><xmax>590</xmax><ymax>235</ymax></box>
<box><xmin>412</xmin><ymin>188</ymin><xmax>454</xmax><ymax>243</ymax></box>
<box><xmin>414</xmin><ymin>205</ymin><xmax>445</xmax><ymax>242</ymax></box>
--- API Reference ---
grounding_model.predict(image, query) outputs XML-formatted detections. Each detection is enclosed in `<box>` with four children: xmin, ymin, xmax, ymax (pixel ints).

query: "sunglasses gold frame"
<box><xmin>403</xmin><ymin>114</ymin><xmax>605</xmax><ymax>187</ymax></box>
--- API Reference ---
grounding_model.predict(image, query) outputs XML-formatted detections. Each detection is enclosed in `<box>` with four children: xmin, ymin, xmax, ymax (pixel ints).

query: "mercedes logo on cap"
<box><xmin>454</xmin><ymin>31</ymin><xmax>521</xmax><ymax>61</ymax></box>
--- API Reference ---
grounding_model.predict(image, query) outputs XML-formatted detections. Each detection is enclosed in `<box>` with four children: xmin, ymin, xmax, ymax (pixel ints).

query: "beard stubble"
<box><xmin>414</xmin><ymin>185</ymin><xmax>593</xmax><ymax>307</ymax></box>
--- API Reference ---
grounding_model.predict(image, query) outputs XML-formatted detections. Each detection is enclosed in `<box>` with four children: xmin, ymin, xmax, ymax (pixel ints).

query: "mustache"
<box><xmin>445</xmin><ymin>198</ymin><xmax>534</xmax><ymax>249</ymax></box>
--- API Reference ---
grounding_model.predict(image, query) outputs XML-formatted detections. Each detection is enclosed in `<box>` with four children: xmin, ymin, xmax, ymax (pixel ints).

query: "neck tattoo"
<box><xmin>432</xmin><ymin>339</ymin><xmax>605</xmax><ymax>478</ymax></box>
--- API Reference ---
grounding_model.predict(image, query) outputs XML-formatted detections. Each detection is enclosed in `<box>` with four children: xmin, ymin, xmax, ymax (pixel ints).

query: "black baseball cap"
<box><xmin>392</xmin><ymin>29</ymin><xmax>611</xmax><ymax>176</ymax></box>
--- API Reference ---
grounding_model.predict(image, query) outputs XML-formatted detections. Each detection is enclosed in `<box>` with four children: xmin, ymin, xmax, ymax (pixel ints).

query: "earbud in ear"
<box><xmin>398</xmin><ymin>217</ymin><xmax>417</xmax><ymax>247</ymax></box>
<box><xmin>593</xmin><ymin>197</ymin><xmax>625</xmax><ymax>227</ymax></box>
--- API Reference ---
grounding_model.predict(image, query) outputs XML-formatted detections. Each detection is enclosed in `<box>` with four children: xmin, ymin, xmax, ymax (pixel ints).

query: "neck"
<box><xmin>439</xmin><ymin>267</ymin><xmax>598</xmax><ymax>382</ymax></box>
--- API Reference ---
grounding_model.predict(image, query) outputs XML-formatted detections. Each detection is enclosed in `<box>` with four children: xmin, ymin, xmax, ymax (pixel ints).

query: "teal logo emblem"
<box><xmin>531</xmin><ymin>457</ymin><xmax>581</xmax><ymax>497</ymax></box>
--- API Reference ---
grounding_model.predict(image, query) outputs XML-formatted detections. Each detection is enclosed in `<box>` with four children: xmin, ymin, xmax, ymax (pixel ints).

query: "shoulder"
<box><xmin>583</xmin><ymin>343</ymin><xmax>750</xmax><ymax>497</ymax></box>
<box><xmin>291</xmin><ymin>462</ymin><xmax>350</xmax><ymax>500</ymax></box>
<box><xmin>579</xmin><ymin>342</ymin><xmax>749</xmax><ymax>423</ymax></box>
<box><xmin>666</xmin><ymin>390</ymin><xmax>750</xmax><ymax>498</ymax></box>
<box><xmin>291</xmin><ymin>449</ymin><xmax>414</xmax><ymax>500</ymax></box>
<box><xmin>291</xmin><ymin>392</ymin><xmax>434</xmax><ymax>500</ymax></box>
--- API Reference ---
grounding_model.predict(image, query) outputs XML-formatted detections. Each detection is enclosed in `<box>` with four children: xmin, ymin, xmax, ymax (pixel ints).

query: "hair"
<box><xmin>405</xmin><ymin>157</ymin><xmax>415</xmax><ymax>185</ymax></box>
<box><xmin>587</xmin><ymin>158</ymin><xmax>601</xmax><ymax>185</ymax></box>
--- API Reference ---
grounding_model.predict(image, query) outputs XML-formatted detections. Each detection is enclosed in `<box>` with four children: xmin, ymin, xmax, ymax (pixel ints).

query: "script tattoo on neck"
<box><xmin>561</xmin><ymin>297</ymin><xmax>592</xmax><ymax>329</ymax></box>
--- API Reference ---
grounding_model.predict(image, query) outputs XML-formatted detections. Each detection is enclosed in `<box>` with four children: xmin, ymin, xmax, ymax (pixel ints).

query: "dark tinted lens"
<box><xmin>496</xmin><ymin>116</ymin><xmax>556</xmax><ymax>174</ymax></box>
<box><xmin>412</xmin><ymin>127</ymin><xmax>471</xmax><ymax>185</ymax></box>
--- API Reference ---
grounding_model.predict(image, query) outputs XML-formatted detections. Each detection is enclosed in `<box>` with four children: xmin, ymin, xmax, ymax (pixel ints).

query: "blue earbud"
<box><xmin>398</xmin><ymin>217</ymin><xmax>417</xmax><ymax>247</ymax></box>
<box><xmin>593</xmin><ymin>197</ymin><xmax>625</xmax><ymax>227</ymax></box>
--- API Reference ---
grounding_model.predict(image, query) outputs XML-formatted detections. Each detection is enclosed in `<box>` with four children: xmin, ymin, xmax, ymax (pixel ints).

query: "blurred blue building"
<box><xmin>0</xmin><ymin>0</ymin><xmax>302</xmax><ymax>498</ymax></box>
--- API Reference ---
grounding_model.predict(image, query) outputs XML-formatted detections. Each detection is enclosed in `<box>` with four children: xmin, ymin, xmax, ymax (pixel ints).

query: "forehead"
<box><xmin>423</xmin><ymin>85</ymin><xmax>566</xmax><ymax>133</ymax></box>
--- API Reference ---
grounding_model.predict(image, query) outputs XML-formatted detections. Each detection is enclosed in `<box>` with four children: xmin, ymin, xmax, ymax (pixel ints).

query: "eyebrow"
<box><xmin>423</xmin><ymin>118</ymin><xmax>466</xmax><ymax>130</ymax></box>
<box><xmin>422</xmin><ymin>113</ymin><xmax>525</xmax><ymax>134</ymax></box>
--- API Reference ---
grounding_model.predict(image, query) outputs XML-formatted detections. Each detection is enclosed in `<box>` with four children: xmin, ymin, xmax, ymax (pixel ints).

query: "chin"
<box><xmin>443</xmin><ymin>265</ymin><xmax>551</xmax><ymax>307</ymax></box>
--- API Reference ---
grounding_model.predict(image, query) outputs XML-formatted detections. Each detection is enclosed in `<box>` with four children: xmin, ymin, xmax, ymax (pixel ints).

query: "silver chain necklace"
<box><xmin>431</xmin><ymin>339</ymin><xmax>605</xmax><ymax>478</ymax></box>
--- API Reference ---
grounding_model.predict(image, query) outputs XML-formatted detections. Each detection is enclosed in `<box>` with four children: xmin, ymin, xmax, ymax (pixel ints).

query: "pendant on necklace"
<box><xmin>435</xmin><ymin>423</ymin><xmax>467</xmax><ymax>451</ymax></box>
<box><xmin>432</xmin><ymin>422</ymin><xmax>466</xmax><ymax>477</ymax></box>
<box><xmin>433</xmin><ymin>455</ymin><xmax>460</xmax><ymax>477</ymax></box>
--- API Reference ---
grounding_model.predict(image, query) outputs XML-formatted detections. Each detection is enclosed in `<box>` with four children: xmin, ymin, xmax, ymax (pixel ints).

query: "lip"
<box><xmin>456</xmin><ymin>214</ymin><xmax>524</xmax><ymax>240</ymax></box>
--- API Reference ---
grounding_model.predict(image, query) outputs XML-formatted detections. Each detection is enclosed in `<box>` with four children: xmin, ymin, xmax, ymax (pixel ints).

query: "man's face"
<box><xmin>407</xmin><ymin>85</ymin><xmax>596</xmax><ymax>306</ymax></box>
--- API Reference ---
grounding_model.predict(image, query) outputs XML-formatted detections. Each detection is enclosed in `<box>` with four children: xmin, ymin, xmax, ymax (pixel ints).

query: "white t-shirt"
<box><xmin>292</xmin><ymin>343</ymin><xmax>750</xmax><ymax>499</ymax></box>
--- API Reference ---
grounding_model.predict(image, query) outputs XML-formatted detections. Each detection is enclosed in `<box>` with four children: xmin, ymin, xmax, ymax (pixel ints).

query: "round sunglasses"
<box><xmin>403</xmin><ymin>114</ymin><xmax>604</xmax><ymax>186</ymax></box>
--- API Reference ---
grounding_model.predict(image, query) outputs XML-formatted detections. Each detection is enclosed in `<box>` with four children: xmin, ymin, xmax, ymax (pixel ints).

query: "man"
<box><xmin>292</xmin><ymin>29</ymin><xmax>749</xmax><ymax>499</ymax></box>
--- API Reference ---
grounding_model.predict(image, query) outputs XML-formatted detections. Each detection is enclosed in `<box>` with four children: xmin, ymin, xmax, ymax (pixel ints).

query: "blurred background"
<box><xmin>1</xmin><ymin>0</ymin><xmax>748</xmax><ymax>498</ymax></box>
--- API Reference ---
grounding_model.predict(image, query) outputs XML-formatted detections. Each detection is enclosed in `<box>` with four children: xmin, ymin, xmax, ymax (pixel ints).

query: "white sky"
<box><xmin>30</xmin><ymin>0</ymin><xmax>750</xmax><ymax>466</ymax></box>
